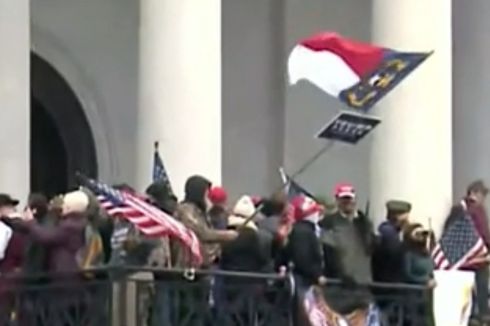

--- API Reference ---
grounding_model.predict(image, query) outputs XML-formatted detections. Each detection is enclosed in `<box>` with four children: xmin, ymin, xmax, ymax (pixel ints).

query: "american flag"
<box><xmin>79</xmin><ymin>174</ymin><xmax>202</xmax><ymax>265</ymax></box>
<box><xmin>432</xmin><ymin>213</ymin><xmax>488</xmax><ymax>270</ymax></box>
<box><xmin>153</xmin><ymin>141</ymin><xmax>175</xmax><ymax>196</ymax></box>
<box><xmin>302</xmin><ymin>286</ymin><xmax>347</xmax><ymax>326</ymax></box>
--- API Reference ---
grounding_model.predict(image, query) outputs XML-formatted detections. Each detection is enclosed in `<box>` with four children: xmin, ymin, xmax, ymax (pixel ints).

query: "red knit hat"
<box><xmin>290</xmin><ymin>195</ymin><xmax>321</xmax><ymax>221</ymax></box>
<box><xmin>208</xmin><ymin>186</ymin><xmax>228</xmax><ymax>205</ymax></box>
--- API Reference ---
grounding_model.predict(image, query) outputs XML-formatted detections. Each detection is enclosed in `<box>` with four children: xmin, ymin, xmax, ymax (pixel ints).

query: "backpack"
<box><xmin>76</xmin><ymin>224</ymin><xmax>104</xmax><ymax>278</ymax></box>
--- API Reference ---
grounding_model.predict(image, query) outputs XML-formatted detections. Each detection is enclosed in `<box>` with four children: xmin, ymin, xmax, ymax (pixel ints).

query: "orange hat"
<box><xmin>290</xmin><ymin>195</ymin><xmax>321</xmax><ymax>221</ymax></box>
<box><xmin>208</xmin><ymin>186</ymin><xmax>228</xmax><ymax>205</ymax></box>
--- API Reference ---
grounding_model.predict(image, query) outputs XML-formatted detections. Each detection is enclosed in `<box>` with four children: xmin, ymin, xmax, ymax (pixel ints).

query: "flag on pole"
<box><xmin>153</xmin><ymin>141</ymin><xmax>175</xmax><ymax>196</ymax></box>
<box><xmin>432</xmin><ymin>214</ymin><xmax>487</xmax><ymax>270</ymax></box>
<box><xmin>78</xmin><ymin>174</ymin><xmax>202</xmax><ymax>265</ymax></box>
<box><xmin>364</xmin><ymin>200</ymin><xmax>371</xmax><ymax>220</ymax></box>
<box><xmin>279</xmin><ymin>167</ymin><xmax>315</xmax><ymax>200</ymax></box>
<box><xmin>288</xmin><ymin>31</ymin><xmax>432</xmax><ymax>111</ymax></box>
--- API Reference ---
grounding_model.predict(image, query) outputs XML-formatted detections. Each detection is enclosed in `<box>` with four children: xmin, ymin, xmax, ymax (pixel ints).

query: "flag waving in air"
<box><xmin>279</xmin><ymin>167</ymin><xmax>315</xmax><ymax>200</ymax></box>
<box><xmin>77</xmin><ymin>173</ymin><xmax>202</xmax><ymax>265</ymax></box>
<box><xmin>432</xmin><ymin>209</ymin><xmax>488</xmax><ymax>270</ymax></box>
<box><xmin>288</xmin><ymin>31</ymin><xmax>431</xmax><ymax>111</ymax></box>
<box><xmin>153</xmin><ymin>141</ymin><xmax>175</xmax><ymax>197</ymax></box>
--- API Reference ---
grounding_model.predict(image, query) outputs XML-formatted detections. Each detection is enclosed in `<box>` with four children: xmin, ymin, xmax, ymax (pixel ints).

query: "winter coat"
<box><xmin>173</xmin><ymin>202</ymin><xmax>225</xmax><ymax>268</ymax></box>
<box><xmin>257</xmin><ymin>215</ymin><xmax>286</xmax><ymax>268</ymax></box>
<box><xmin>287</xmin><ymin>220</ymin><xmax>324</xmax><ymax>286</ymax></box>
<box><xmin>0</xmin><ymin>232</ymin><xmax>26</xmax><ymax>317</ymax></box>
<box><xmin>220</xmin><ymin>216</ymin><xmax>269</xmax><ymax>275</ymax></box>
<box><xmin>319</xmin><ymin>210</ymin><xmax>376</xmax><ymax>283</ymax></box>
<box><xmin>319</xmin><ymin>211</ymin><xmax>375</xmax><ymax>314</ymax></box>
<box><xmin>209</xmin><ymin>205</ymin><xmax>228</xmax><ymax>230</ymax></box>
<box><xmin>372</xmin><ymin>220</ymin><xmax>405</xmax><ymax>283</ymax></box>
<box><xmin>4</xmin><ymin>213</ymin><xmax>87</xmax><ymax>278</ymax></box>
<box><xmin>404</xmin><ymin>251</ymin><xmax>434</xmax><ymax>284</ymax></box>
<box><xmin>0</xmin><ymin>232</ymin><xmax>25</xmax><ymax>276</ymax></box>
<box><xmin>172</xmin><ymin>175</ymin><xmax>229</xmax><ymax>268</ymax></box>
<box><xmin>23</xmin><ymin>213</ymin><xmax>56</xmax><ymax>278</ymax></box>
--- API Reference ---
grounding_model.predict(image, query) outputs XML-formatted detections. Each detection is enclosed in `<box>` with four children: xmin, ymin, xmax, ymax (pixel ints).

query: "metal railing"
<box><xmin>0</xmin><ymin>267</ymin><xmax>430</xmax><ymax>326</ymax></box>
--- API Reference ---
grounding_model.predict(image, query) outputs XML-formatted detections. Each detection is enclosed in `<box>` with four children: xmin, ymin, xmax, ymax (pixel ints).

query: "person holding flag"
<box><xmin>288</xmin><ymin>31</ymin><xmax>431</xmax><ymax>112</ymax></box>
<box><xmin>147</xmin><ymin>142</ymin><xmax>178</xmax><ymax>214</ymax></box>
<box><xmin>287</xmin><ymin>195</ymin><xmax>336</xmax><ymax>325</ymax></box>
<box><xmin>288</xmin><ymin>195</ymin><xmax>327</xmax><ymax>288</ymax></box>
<box><xmin>172</xmin><ymin>175</ymin><xmax>238</xmax><ymax>269</ymax></box>
<box><xmin>436</xmin><ymin>180</ymin><xmax>490</xmax><ymax>325</ymax></box>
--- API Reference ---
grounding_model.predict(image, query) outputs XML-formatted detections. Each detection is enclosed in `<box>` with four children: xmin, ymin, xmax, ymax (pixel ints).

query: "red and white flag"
<box><xmin>288</xmin><ymin>31</ymin><xmax>431</xmax><ymax>111</ymax></box>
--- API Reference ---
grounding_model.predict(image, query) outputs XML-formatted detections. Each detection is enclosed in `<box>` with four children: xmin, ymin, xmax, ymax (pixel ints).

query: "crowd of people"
<box><xmin>0</xmin><ymin>175</ymin><xmax>488</xmax><ymax>325</ymax></box>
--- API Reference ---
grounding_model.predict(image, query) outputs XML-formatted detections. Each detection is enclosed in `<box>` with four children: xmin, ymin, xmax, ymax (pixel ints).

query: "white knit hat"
<box><xmin>62</xmin><ymin>191</ymin><xmax>90</xmax><ymax>216</ymax></box>
<box><xmin>232</xmin><ymin>195</ymin><xmax>255</xmax><ymax>218</ymax></box>
<box><xmin>228</xmin><ymin>195</ymin><xmax>257</xmax><ymax>230</ymax></box>
<box><xmin>227</xmin><ymin>215</ymin><xmax>257</xmax><ymax>230</ymax></box>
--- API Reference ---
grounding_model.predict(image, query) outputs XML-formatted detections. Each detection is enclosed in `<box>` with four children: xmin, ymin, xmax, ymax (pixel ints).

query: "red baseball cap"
<box><xmin>334</xmin><ymin>183</ymin><xmax>356</xmax><ymax>199</ymax></box>
<box><xmin>208</xmin><ymin>186</ymin><xmax>228</xmax><ymax>205</ymax></box>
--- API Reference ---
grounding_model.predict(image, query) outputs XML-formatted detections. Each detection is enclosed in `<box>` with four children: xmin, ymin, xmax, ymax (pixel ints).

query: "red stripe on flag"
<box><xmin>299</xmin><ymin>31</ymin><xmax>384</xmax><ymax>77</ymax></box>
<box><xmin>97</xmin><ymin>192</ymin><xmax>202</xmax><ymax>264</ymax></box>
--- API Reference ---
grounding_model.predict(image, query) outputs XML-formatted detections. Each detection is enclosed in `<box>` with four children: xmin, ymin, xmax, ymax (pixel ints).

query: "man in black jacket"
<box><xmin>288</xmin><ymin>196</ymin><xmax>327</xmax><ymax>325</ymax></box>
<box><xmin>288</xmin><ymin>195</ymin><xmax>326</xmax><ymax>287</ymax></box>
<box><xmin>445</xmin><ymin>180</ymin><xmax>490</xmax><ymax>325</ymax></box>
<box><xmin>372</xmin><ymin>200</ymin><xmax>411</xmax><ymax>283</ymax></box>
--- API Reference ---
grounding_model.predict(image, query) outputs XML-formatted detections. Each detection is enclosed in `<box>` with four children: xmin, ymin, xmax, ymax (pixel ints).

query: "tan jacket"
<box><xmin>172</xmin><ymin>202</ymin><xmax>228</xmax><ymax>268</ymax></box>
<box><xmin>147</xmin><ymin>237</ymin><xmax>172</xmax><ymax>268</ymax></box>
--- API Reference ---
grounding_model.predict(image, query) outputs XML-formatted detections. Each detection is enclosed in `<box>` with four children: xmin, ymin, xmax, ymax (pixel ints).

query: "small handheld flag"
<box><xmin>432</xmin><ymin>213</ymin><xmax>488</xmax><ymax>270</ymax></box>
<box><xmin>316</xmin><ymin>111</ymin><xmax>380</xmax><ymax>144</ymax></box>
<box><xmin>153</xmin><ymin>141</ymin><xmax>175</xmax><ymax>197</ymax></box>
<box><xmin>288</xmin><ymin>31</ymin><xmax>432</xmax><ymax>111</ymax></box>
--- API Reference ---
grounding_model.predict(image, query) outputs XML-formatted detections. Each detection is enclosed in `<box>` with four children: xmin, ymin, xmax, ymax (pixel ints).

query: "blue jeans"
<box><xmin>472</xmin><ymin>266</ymin><xmax>489</xmax><ymax>320</ymax></box>
<box><xmin>152</xmin><ymin>283</ymin><xmax>175</xmax><ymax>326</ymax></box>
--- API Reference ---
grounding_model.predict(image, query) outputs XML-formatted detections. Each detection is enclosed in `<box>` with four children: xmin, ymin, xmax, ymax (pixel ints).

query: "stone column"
<box><xmin>0</xmin><ymin>0</ymin><xmax>30</xmax><ymax>203</ymax></box>
<box><xmin>452</xmin><ymin>0</ymin><xmax>490</xmax><ymax>203</ymax></box>
<box><xmin>370</xmin><ymin>0</ymin><xmax>452</xmax><ymax>235</ymax></box>
<box><xmin>136</xmin><ymin>0</ymin><xmax>222</xmax><ymax>197</ymax></box>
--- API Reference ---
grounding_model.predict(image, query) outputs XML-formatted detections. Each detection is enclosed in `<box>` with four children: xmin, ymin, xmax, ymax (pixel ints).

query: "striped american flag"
<box><xmin>302</xmin><ymin>286</ymin><xmax>347</xmax><ymax>326</ymax></box>
<box><xmin>432</xmin><ymin>212</ymin><xmax>487</xmax><ymax>270</ymax></box>
<box><xmin>153</xmin><ymin>141</ymin><xmax>175</xmax><ymax>197</ymax></box>
<box><xmin>80</xmin><ymin>175</ymin><xmax>202</xmax><ymax>265</ymax></box>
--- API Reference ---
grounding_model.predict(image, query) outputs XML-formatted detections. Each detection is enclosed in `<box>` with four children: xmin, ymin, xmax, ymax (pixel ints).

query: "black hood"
<box><xmin>184</xmin><ymin>175</ymin><xmax>211</xmax><ymax>212</ymax></box>
<box><xmin>146</xmin><ymin>181</ymin><xmax>177</xmax><ymax>201</ymax></box>
<box><xmin>146</xmin><ymin>181</ymin><xmax>177</xmax><ymax>214</ymax></box>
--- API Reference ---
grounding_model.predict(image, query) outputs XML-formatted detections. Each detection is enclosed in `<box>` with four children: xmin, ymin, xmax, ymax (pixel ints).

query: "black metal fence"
<box><xmin>0</xmin><ymin>267</ymin><xmax>429</xmax><ymax>326</ymax></box>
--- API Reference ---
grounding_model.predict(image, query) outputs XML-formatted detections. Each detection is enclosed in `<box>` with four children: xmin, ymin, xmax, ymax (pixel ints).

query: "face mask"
<box><xmin>305</xmin><ymin>212</ymin><xmax>321</xmax><ymax>224</ymax></box>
